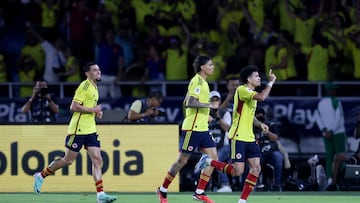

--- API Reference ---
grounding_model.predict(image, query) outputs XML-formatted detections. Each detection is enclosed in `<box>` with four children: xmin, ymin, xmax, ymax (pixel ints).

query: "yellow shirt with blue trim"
<box><xmin>228</xmin><ymin>85</ymin><xmax>257</xmax><ymax>142</ymax></box>
<box><xmin>68</xmin><ymin>79</ymin><xmax>98</xmax><ymax>135</ymax></box>
<box><xmin>182</xmin><ymin>74</ymin><xmax>210</xmax><ymax>132</ymax></box>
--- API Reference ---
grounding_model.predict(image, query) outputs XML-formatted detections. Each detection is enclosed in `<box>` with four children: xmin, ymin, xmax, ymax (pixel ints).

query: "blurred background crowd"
<box><xmin>1</xmin><ymin>0</ymin><xmax>360</xmax><ymax>192</ymax></box>
<box><xmin>0</xmin><ymin>0</ymin><xmax>360</xmax><ymax>98</ymax></box>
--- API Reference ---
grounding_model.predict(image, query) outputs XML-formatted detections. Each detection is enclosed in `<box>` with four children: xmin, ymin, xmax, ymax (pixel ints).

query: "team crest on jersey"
<box><xmin>188</xmin><ymin>146</ymin><xmax>194</xmax><ymax>151</ymax></box>
<box><xmin>72</xmin><ymin>143</ymin><xmax>78</xmax><ymax>149</ymax></box>
<box><xmin>194</xmin><ymin>87</ymin><xmax>201</xmax><ymax>94</ymax></box>
<box><xmin>236</xmin><ymin>153</ymin><xmax>242</xmax><ymax>159</ymax></box>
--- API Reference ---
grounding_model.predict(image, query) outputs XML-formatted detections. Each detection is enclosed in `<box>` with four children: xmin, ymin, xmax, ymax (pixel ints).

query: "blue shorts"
<box><xmin>65</xmin><ymin>133</ymin><xmax>101</xmax><ymax>152</ymax></box>
<box><xmin>179</xmin><ymin>130</ymin><xmax>216</xmax><ymax>153</ymax></box>
<box><xmin>231</xmin><ymin>140</ymin><xmax>261</xmax><ymax>162</ymax></box>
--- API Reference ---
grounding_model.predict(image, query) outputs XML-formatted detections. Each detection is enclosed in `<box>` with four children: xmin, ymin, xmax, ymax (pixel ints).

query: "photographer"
<box><xmin>255</xmin><ymin>108</ymin><xmax>291</xmax><ymax>191</ymax></box>
<box><xmin>208</xmin><ymin>90</ymin><xmax>232</xmax><ymax>192</ymax></box>
<box><xmin>126</xmin><ymin>91</ymin><xmax>164</xmax><ymax>122</ymax></box>
<box><xmin>21</xmin><ymin>79</ymin><xmax>59</xmax><ymax>123</ymax></box>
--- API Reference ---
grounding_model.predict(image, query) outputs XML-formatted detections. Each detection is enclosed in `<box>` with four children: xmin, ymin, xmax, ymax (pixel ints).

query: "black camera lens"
<box><xmin>40</xmin><ymin>88</ymin><xmax>48</xmax><ymax>96</ymax></box>
<box><xmin>158</xmin><ymin>110</ymin><xmax>166</xmax><ymax>117</ymax></box>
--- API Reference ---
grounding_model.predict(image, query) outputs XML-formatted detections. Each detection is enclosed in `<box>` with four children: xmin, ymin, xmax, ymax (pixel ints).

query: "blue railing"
<box><xmin>1</xmin><ymin>80</ymin><xmax>359</xmax><ymax>99</ymax></box>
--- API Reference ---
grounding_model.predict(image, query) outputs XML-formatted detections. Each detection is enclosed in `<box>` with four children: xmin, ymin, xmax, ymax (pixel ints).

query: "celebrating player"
<box><xmin>195</xmin><ymin>66</ymin><xmax>276</xmax><ymax>203</ymax></box>
<box><xmin>156</xmin><ymin>56</ymin><xmax>217</xmax><ymax>203</ymax></box>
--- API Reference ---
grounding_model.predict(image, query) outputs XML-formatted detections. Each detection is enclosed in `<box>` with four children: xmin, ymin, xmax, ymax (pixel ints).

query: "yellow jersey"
<box><xmin>228</xmin><ymin>85</ymin><xmax>257</xmax><ymax>142</ymax></box>
<box><xmin>182</xmin><ymin>74</ymin><xmax>210</xmax><ymax>132</ymax></box>
<box><xmin>68</xmin><ymin>79</ymin><xmax>99</xmax><ymax>135</ymax></box>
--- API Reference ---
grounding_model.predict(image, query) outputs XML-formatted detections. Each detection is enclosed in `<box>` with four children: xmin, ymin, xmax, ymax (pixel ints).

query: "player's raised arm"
<box><xmin>253</xmin><ymin>68</ymin><xmax>276</xmax><ymax>101</ymax></box>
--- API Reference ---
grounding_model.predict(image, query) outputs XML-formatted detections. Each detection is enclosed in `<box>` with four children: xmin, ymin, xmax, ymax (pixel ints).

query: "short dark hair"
<box><xmin>34</xmin><ymin>77</ymin><xmax>47</xmax><ymax>83</ymax></box>
<box><xmin>148</xmin><ymin>91</ymin><xmax>163</xmax><ymax>100</ymax></box>
<box><xmin>240</xmin><ymin>65</ymin><xmax>259</xmax><ymax>84</ymax></box>
<box><xmin>83</xmin><ymin>62</ymin><xmax>97</xmax><ymax>73</ymax></box>
<box><xmin>193</xmin><ymin>55</ymin><xmax>211</xmax><ymax>73</ymax></box>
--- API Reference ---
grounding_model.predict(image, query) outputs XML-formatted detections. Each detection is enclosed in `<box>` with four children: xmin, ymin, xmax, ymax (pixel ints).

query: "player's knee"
<box><xmin>91</xmin><ymin>156</ymin><xmax>103</xmax><ymax>166</ymax></box>
<box><xmin>63</xmin><ymin>159</ymin><xmax>74</xmax><ymax>166</ymax></box>
<box><xmin>251</xmin><ymin>165</ymin><xmax>261</xmax><ymax>176</ymax></box>
<box><xmin>234</xmin><ymin>168</ymin><xmax>244</xmax><ymax>176</ymax></box>
<box><xmin>210</xmin><ymin>154</ymin><xmax>218</xmax><ymax>161</ymax></box>
<box><xmin>177</xmin><ymin>158</ymin><xmax>188</xmax><ymax>166</ymax></box>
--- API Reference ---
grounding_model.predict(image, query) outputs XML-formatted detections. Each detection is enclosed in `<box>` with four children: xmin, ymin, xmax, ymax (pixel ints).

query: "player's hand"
<box><xmin>260</xmin><ymin>123</ymin><xmax>269</xmax><ymax>133</ymax></box>
<box><xmin>96</xmin><ymin>111</ymin><xmax>103</xmax><ymax>119</ymax></box>
<box><xmin>93</xmin><ymin>105</ymin><xmax>102</xmax><ymax>113</ymax></box>
<box><xmin>268</xmin><ymin>69</ymin><xmax>276</xmax><ymax>82</ymax></box>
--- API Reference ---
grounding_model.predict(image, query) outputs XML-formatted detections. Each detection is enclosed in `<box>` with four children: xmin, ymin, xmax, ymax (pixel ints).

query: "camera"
<box><xmin>210</xmin><ymin>108</ymin><xmax>218</xmax><ymax>118</ymax></box>
<box><xmin>158</xmin><ymin>110</ymin><xmax>166</xmax><ymax>117</ymax></box>
<box><xmin>39</xmin><ymin>88</ymin><xmax>48</xmax><ymax>96</ymax></box>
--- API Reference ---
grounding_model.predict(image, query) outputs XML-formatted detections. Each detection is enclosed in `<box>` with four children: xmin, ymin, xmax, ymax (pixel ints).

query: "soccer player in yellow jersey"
<box><xmin>157</xmin><ymin>56</ymin><xmax>217</xmax><ymax>203</ymax></box>
<box><xmin>33</xmin><ymin>62</ymin><xmax>117</xmax><ymax>203</ymax></box>
<box><xmin>195</xmin><ymin>65</ymin><xmax>277</xmax><ymax>203</ymax></box>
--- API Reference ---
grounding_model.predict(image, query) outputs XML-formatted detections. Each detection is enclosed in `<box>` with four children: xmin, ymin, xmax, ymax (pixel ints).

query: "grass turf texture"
<box><xmin>0</xmin><ymin>192</ymin><xmax>359</xmax><ymax>203</ymax></box>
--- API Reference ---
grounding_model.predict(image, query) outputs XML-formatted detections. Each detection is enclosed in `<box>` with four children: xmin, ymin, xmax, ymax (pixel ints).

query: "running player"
<box><xmin>33</xmin><ymin>62</ymin><xmax>117</xmax><ymax>203</ymax></box>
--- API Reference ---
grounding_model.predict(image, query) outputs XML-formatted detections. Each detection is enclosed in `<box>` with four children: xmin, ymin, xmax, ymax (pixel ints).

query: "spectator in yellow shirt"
<box><xmin>284</xmin><ymin>0</ymin><xmax>324</xmax><ymax>47</ymax></box>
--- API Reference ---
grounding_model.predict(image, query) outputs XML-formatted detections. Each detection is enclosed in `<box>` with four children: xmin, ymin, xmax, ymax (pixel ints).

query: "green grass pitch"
<box><xmin>0</xmin><ymin>192</ymin><xmax>359</xmax><ymax>203</ymax></box>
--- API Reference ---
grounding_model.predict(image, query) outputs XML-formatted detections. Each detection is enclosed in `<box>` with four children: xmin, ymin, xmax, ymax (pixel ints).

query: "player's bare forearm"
<box><xmin>186</xmin><ymin>96</ymin><xmax>209</xmax><ymax>108</ymax></box>
<box><xmin>70</xmin><ymin>101</ymin><xmax>97</xmax><ymax>114</ymax></box>
<box><xmin>253</xmin><ymin>117</ymin><xmax>262</xmax><ymax>128</ymax></box>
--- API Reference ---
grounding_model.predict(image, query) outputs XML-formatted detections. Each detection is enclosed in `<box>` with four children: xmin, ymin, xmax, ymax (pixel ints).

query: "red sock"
<box><xmin>161</xmin><ymin>172</ymin><xmax>175</xmax><ymax>189</ymax></box>
<box><xmin>240</xmin><ymin>173</ymin><xmax>258</xmax><ymax>200</ymax></box>
<box><xmin>197</xmin><ymin>173</ymin><xmax>210</xmax><ymax>191</ymax></box>
<box><xmin>95</xmin><ymin>180</ymin><xmax>104</xmax><ymax>193</ymax></box>
<box><xmin>40</xmin><ymin>167</ymin><xmax>53</xmax><ymax>178</ymax></box>
<box><xmin>210</xmin><ymin>160</ymin><xmax>234</xmax><ymax>176</ymax></box>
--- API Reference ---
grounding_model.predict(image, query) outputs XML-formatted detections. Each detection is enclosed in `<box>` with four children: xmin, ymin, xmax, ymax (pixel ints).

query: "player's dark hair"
<box><xmin>193</xmin><ymin>55</ymin><xmax>211</xmax><ymax>73</ymax></box>
<box><xmin>240</xmin><ymin>65</ymin><xmax>259</xmax><ymax>84</ymax></box>
<box><xmin>83</xmin><ymin>62</ymin><xmax>97</xmax><ymax>73</ymax></box>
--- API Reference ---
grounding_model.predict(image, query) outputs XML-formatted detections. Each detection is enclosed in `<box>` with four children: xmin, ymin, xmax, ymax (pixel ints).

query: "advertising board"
<box><xmin>0</xmin><ymin>125</ymin><xmax>179</xmax><ymax>192</ymax></box>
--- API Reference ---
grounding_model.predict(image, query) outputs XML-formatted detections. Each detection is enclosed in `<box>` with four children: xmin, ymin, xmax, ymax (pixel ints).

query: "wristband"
<box><xmin>267</xmin><ymin>81</ymin><xmax>274</xmax><ymax>87</ymax></box>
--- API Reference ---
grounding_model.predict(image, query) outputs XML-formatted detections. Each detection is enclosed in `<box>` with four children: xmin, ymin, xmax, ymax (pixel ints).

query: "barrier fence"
<box><xmin>1</xmin><ymin>81</ymin><xmax>360</xmax><ymax>98</ymax></box>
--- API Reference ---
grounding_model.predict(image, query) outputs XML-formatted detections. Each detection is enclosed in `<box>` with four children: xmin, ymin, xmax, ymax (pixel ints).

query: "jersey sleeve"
<box><xmin>238</xmin><ymin>86</ymin><xmax>256</xmax><ymax>101</ymax></box>
<box><xmin>73</xmin><ymin>82</ymin><xmax>86</xmax><ymax>104</ymax></box>
<box><xmin>188</xmin><ymin>79</ymin><xmax>201</xmax><ymax>99</ymax></box>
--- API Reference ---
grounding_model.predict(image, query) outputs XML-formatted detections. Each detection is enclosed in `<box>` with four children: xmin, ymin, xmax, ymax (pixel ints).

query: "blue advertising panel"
<box><xmin>0</xmin><ymin>97</ymin><xmax>359</xmax><ymax>153</ymax></box>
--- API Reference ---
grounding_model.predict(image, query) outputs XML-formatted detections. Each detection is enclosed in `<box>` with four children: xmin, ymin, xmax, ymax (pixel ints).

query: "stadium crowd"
<box><xmin>0</xmin><ymin>0</ymin><xmax>360</xmax><ymax>97</ymax></box>
<box><xmin>0</xmin><ymin>0</ymin><xmax>359</xmax><ymax>195</ymax></box>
